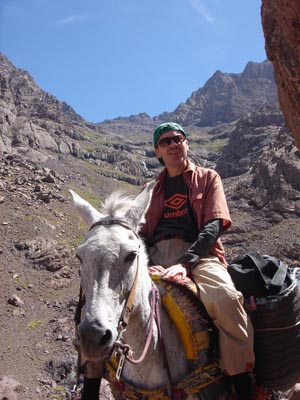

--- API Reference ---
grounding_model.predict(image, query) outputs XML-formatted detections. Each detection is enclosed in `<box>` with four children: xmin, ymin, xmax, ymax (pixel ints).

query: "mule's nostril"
<box><xmin>99</xmin><ymin>329</ymin><xmax>112</xmax><ymax>346</ymax></box>
<box><xmin>79</xmin><ymin>320</ymin><xmax>113</xmax><ymax>351</ymax></box>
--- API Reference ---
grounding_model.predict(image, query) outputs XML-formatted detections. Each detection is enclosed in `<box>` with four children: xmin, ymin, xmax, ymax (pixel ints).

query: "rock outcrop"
<box><xmin>261</xmin><ymin>0</ymin><xmax>300</xmax><ymax>149</ymax></box>
<box><xmin>237</xmin><ymin>128</ymin><xmax>300</xmax><ymax>217</ymax></box>
<box><xmin>216</xmin><ymin>105</ymin><xmax>285</xmax><ymax>178</ymax></box>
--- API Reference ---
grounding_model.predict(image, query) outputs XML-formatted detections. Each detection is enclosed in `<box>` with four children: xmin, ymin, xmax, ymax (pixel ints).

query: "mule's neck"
<box><xmin>121</xmin><ymin>268</ymin><xmax>189</xmax><ymax>389</ymax></box>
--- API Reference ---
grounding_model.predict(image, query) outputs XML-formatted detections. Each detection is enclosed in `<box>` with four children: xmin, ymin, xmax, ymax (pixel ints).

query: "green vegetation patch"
<box><xmin>49</xmin><ymin>385</ymin><xmax>68</xmax><ymax>400</ymax></box>
<box><xmin>205</xmin><ymin>138</ymin><xmax>229</xmax><ymax>152</ymax></box>
<box><xmin>26</xmin><ymin>319</ymin><xmax>43</xmax><ymax>329</ymax></box>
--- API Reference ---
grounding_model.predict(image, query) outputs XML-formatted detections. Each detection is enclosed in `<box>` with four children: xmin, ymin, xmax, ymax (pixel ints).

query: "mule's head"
<box><xmin>70</xmin><ymin>184</ymin><xmax>154</xmax><ymax>362</ymax></box>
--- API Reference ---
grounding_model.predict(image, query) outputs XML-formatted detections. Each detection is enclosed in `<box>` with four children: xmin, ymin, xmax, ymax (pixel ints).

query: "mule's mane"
<box><xmin>102</xmin><ymin>191</ymin><xmax>137</xmax><ymax>218</ymax></box>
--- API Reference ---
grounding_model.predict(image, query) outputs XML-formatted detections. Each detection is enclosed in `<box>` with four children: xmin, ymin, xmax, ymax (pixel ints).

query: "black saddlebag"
<box><xmin>228</xmin><ymin>252</ymin><xmax>300</xmax><ymax>390</ymax></box>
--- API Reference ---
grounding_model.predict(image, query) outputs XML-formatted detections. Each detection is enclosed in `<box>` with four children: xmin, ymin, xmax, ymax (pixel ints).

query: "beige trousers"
<box><xmin>149</xmin><ymin>238</ymin><xmax>255</xmax><ymax>375</ymax></box>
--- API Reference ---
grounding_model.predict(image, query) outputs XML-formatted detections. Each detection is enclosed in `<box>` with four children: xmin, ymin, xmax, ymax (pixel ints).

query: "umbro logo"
<box><xmin>164</xmin><ymin>194</ymin><xmax>187</xmax><ymax>210</ymax></box>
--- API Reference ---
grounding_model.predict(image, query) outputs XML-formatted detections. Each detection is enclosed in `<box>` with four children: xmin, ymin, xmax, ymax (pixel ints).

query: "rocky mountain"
<box><xmin>0</xmin><ymin>52</ymin><xmax>280</xmax><ymax>151</ymax></box>
<box><xmin>158</xmin><ymin>60</ymin><xmax>278</xmax><ymax>126</ymax></box>
<box><xmin>1</xmin><ymin>53</ymin><xmax>300</xmax><ymax>399</ymax></box>
<box><xmin>0</xmin><ymin>53</ymin><xmax>282</xmax><ymax>187</ymax></box>
<box><xmin>97</xmin><ymin>60</ymin><xmax>278</xmax><ymax>134</ymax></box>
<box><xmin>0</xmin><ymin>53</ymin><xmax>89</xmax><ymax>161</ymax></box>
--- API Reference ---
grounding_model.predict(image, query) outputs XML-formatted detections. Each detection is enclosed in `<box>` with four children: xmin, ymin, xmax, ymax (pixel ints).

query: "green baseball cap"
<box><xmin>153</xmin><ymin>122</ymin><xmax>186</xmax><ymax>147</ymax></box>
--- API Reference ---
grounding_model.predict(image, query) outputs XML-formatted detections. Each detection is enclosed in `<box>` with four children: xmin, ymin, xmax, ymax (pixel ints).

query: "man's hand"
<box><xmin>148</xmin><ymin>265</ymin><xmax>165</xmax><ymax>274</ymax></box>
<box><xmin>149</xmin><ymin>264</ymin><xmax>187</xmax><ymax>279</ymax></box>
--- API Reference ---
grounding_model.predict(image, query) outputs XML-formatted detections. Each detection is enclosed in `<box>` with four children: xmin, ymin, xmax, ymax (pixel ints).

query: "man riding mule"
<box><xmin>70</xmin><ymin>122</ymin><xmax>271</xmax><ymax>400</ymax></box>
<box><xmin>71</xmin><ymin>186</ymin><xmax>231</xmax><ymax>400</ymax></box>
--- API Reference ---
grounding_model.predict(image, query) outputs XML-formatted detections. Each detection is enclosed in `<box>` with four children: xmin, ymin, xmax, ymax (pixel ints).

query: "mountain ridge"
<box><xmin>157</xmin><ymin>60</ymin><xmax>277</xmax><ymax>126</ymax></box>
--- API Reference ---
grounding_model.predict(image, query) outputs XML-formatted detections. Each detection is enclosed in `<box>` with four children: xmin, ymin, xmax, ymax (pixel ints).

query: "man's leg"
<box><xmin>192</xmin><ymin>257</ymin><xmax>255</xmax><ymax>399</ymax></box>
<box><xmin>149</xmin><ymin>243</ymin><xmax>256</xmax><ymax>399</ymax></box>
<box><xmin>192</xmin><ymin>256</ymin><xmax>254</xmax><ymax>374</ymax></box>
<box><xmin>148</xmin><ymin>238</ymin><xmax>191</xmax><ymax>267</ymax></box>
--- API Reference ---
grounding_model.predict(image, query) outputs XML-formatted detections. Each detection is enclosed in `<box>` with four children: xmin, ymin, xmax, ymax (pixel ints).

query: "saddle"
<box><xmin>151</xmin><ymin>273</ymin><xmax>217</xmax><ymax>363</ymax></box>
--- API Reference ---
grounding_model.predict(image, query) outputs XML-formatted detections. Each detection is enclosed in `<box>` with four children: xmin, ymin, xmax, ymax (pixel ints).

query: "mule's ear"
<box><xmin>125</xmin><ymin>180</ymin><xmax>155</xmax><ymax>230</ymax></box>
<box><xmin>70</xmin><ymin>190</ymin><xmax>103</xmax><ymax>228</ymax></box>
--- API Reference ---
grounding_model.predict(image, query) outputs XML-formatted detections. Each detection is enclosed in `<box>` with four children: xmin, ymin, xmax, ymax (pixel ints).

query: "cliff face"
<box><xmin>216</xmin><ymin>105</ymin><xmax>285</xmax><ymax>178</ymax></box>
<box><xmin>261</xmin><ymin>0</ymin><xmax>300</xmax><ymax>149</ymax></box>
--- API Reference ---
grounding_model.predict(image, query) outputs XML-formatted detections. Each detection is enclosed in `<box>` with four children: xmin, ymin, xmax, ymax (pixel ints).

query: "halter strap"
<box><xmin>89</xmin><ymin>218</ymin><xmax>138</xmax><ymax>238</ymax></box>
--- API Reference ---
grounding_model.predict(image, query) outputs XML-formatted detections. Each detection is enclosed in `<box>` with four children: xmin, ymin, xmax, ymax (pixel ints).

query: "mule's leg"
<box><xmin>81</xmin><ymin>360</ymin><xmax>103</xmax><ymax>400</ymax></box>
<box><xmin>85</xmin><ymin>360</ymin><xmax>104</xmax><ymax>378</ymax></box>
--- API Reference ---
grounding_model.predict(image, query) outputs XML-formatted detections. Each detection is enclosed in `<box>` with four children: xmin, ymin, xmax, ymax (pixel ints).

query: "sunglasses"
<box><xmin>157</xmin><ymin>135</ymin><xmax>186</xmax><ymax>148</ymax></box>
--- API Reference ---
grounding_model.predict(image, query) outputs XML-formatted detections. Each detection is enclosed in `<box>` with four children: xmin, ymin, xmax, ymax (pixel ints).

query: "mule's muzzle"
<box><xmin>78</xmin><ymin>318</ymin><xmax>114</xmax><ymax>360</ymax></box>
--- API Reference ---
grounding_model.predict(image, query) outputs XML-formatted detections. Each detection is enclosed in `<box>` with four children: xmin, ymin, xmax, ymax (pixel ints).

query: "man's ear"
<box><xmin>154</xmin><ymin>147</ymin><xmax>161</xmax><ymax>158</ymax></box>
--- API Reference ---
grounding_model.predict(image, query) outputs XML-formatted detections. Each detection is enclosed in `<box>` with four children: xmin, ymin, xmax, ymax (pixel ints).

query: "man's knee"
<box><xmin>192</xmin><ymin>259</ymin><xmax>237</xmax><ymax>292</ymax></box>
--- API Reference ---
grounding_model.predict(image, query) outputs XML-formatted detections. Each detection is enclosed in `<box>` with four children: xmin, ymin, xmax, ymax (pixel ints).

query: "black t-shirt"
<box><xmin>151</xmin><ymin>174</ymin><xmax>199</xmax><ymax>245</ymax></box>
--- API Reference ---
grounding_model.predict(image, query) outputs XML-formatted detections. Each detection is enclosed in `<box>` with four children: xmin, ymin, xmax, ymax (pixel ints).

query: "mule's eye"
<box><xmin>125</xmin><ymin>252</ymin><xmax>137</xmax><ymax>263</ymax></box>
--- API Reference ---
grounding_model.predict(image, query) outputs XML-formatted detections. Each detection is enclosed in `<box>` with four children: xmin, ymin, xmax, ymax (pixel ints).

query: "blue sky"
<box><xmin>0</xmin><ymin>0</ymin><xmax>266</xmax><ymax>123</ymax></box>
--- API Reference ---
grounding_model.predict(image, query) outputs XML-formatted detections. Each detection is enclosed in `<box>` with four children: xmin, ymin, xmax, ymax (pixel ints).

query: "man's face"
<box><xmin>155</xmin><ymin>130</ymin><xmax>189</xmax><ymax>168</ymax></box>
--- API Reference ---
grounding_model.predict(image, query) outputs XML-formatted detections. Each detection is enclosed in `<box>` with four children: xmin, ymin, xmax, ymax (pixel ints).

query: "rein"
<box><xmin>117</xmin><ymin>283</ymin><xmax>158</xmax><ymax>365</ymax></box>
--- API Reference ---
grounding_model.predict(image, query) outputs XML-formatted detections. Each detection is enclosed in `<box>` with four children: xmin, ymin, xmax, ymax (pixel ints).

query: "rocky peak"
<box><xmin>0</xmin><ymin>53</ymin><xmax>83</xmax><ymax>124</ymax></box>
<box><xmin>0</xmin><ymin>52</ymin><xmax>94</xmax><ymax>160</ymax></box>
<box><xmin>103</xmin><ymin>112</ymin><xmax>152</xmax><ymax>124</ymax></box>
<box><xmin>241</xmin><ymin>60</ymin><xmax>275</xmax><ymax>80</ymax></box>
<box><xmin>157</xmin><ymin>60</ymin><xmax>279</xmax><ymax>126</ymax></box>
<box><xmin>0</xmin><ymin>53</ymin><xmax>16</xmax><ymax>78</ymax></box>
